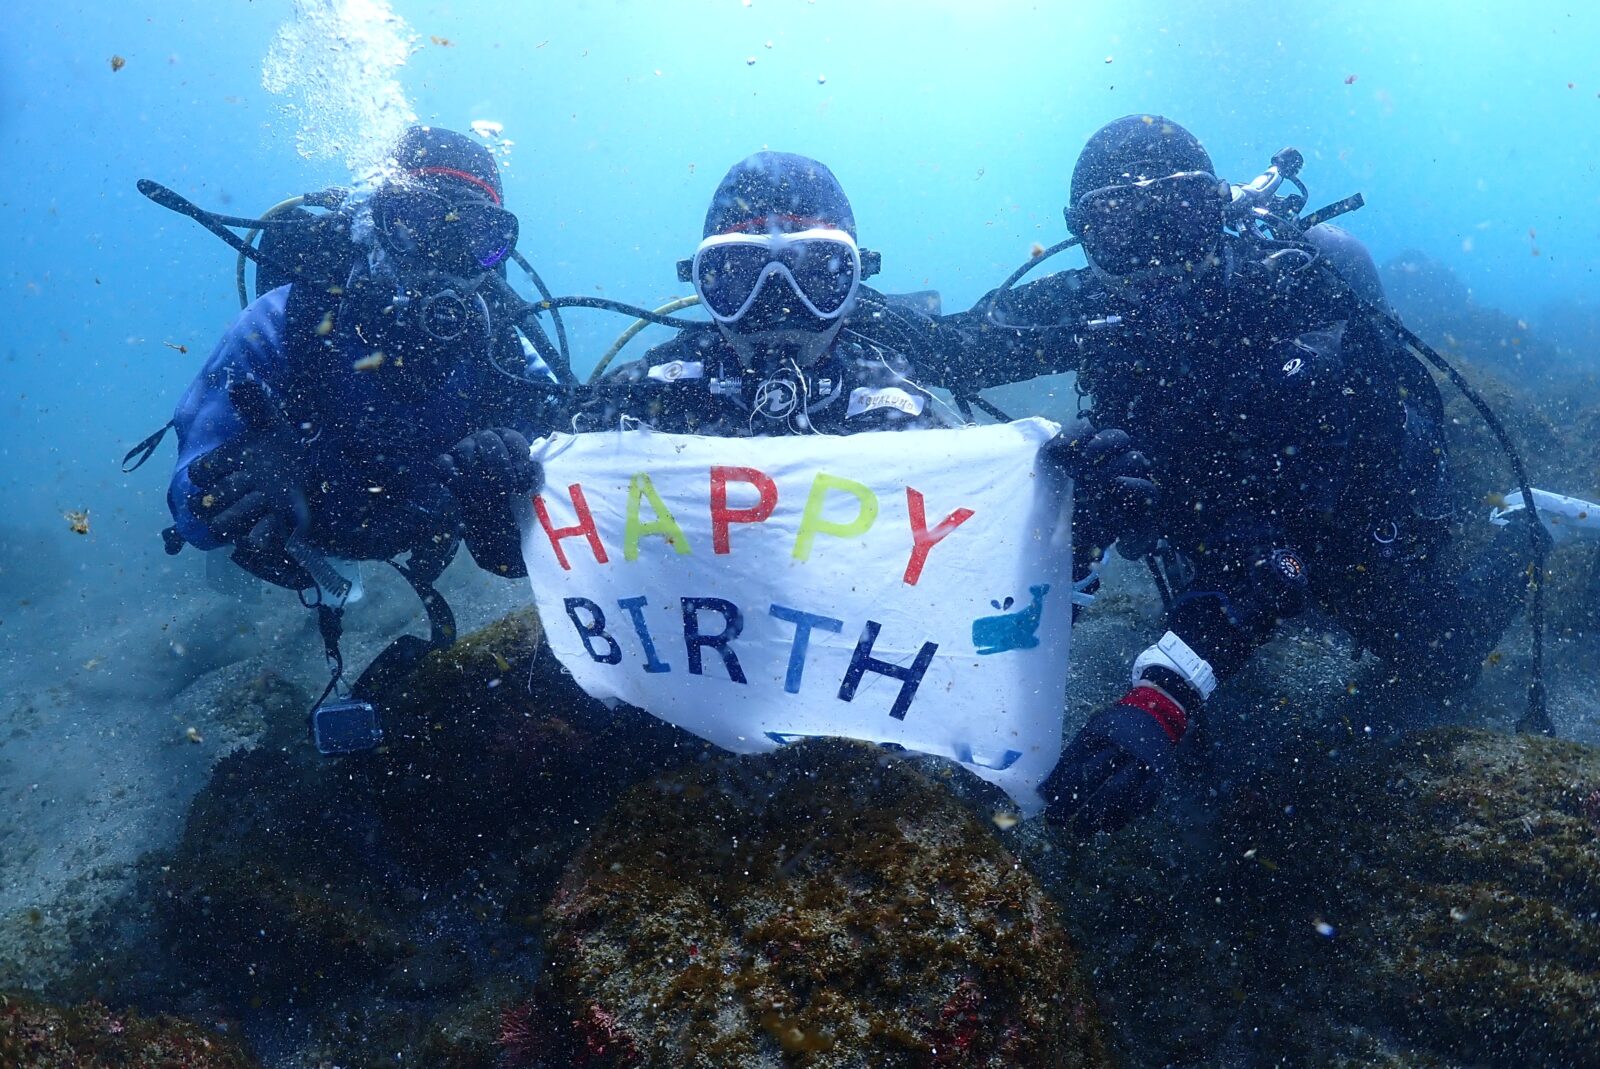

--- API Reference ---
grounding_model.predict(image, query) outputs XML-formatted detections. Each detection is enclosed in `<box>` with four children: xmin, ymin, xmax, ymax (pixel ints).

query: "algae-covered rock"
<box><xmin>1048</xmin><ymin>725</ymin><xmax>1600</xmax><ymax>1069</ymax></box>
<box><xmin>0</xmin><ymin>992</ymin><xmax>262</xmax><ymax>1068</ymax></box>
<box><xmin>351</xmin><ymin>608</ymin><xmax>689</xmax><ymax>883</ymax></box>
<box><xmin>156</xmin><ymin>607</ymin><xmax>689</xmax><ymax>1059</ymax></box>
<box><xmin>1293</xmin><ymin>727</ymin><xmax>1600</xmax><ymax>1067</ymax></box>
<box><xmin>540</xmin><ymin>739</ymin><xmax>1109</xmax><ymax>1068</ymax></box>
<box><xmin>156</xmin><ymin>741</ymin><xmax>416</xmax><ymax>1005</ymax></box>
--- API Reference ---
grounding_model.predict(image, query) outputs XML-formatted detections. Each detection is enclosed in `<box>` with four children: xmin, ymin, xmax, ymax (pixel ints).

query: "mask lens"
<box><xmin>694</xmin><ymin>242</ymin><xmax>778</xmax><ymax>319</ymax></box>
<box><xmin>457</xmin><ymin>203</ymin><xmax>517</xmax><ymax>268</ymax></box>
<box><xmin>1077</xmin><ymin>172</ymin><xmax>1223</xmax><ymax>274</ymax></box>
<box><xmin>780</xmin><ymin>238</ymin><xmax>858</xmax><ymax>316</ymax></box>
<box><xmin>378</xmin><ymin>188</ymin><xmax>516</xmax><ymax>272</ymax></box>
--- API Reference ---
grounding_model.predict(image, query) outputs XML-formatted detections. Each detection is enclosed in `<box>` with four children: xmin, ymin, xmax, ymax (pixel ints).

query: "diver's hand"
<box><xmin>1041</xmin><ymin>420</ymin><xmax>1160</xmax><ymax>558</ymax></box>
<box><xmin>439</xmin><ymin>428</ymin><xmax>541</xmax><ymax>511</ymax></box>
<box><xmin>438</xmin><ymin>429</ymin><xmax>538</xmax><ymax>579</ymax></box>
<box><xmin>1041</xmin><ymin>686</ymin><xmax>1188</xmax><ymax>834</ymax></box>
<box><xmin>186</xmin><ymin>436</ymin><xmax>296</xmax><ymax>538</ymax></box>
<box><xmin>186</xmin><ymin>435</ymin><xmax>311</xmax><ymax>589</ymax></box>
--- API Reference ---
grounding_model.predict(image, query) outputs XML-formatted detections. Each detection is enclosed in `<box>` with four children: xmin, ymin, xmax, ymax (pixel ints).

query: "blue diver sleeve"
<box><xmin>167</xmin><ymin>286</ymin><xmax>296</xmax><ymax>550</ymax></box>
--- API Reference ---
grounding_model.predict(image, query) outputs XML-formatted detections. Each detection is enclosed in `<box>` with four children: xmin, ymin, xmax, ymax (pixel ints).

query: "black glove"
<box><xmin>187</xmin><ymin>431</ymin><xmax>312</xmax><ymax>590</ymax></box>
<box><xmin>1041</xmin><ymin>420</ymin><xmax>1160</xmax><ymax>558</ymax></box>
<box><xmin>439</xmin><ymin>428</ymin><xmax>541</xmax><ymax>577</ymax></box>
<box><xmin>439</xmin><ymin>428</ymin><xmax>541</xmax><ymax>510</ymax></box>
<box><xmin>1042</xmin><ymin>686</ymin><xmax>1188</xmax><ymax>834</ymax></box>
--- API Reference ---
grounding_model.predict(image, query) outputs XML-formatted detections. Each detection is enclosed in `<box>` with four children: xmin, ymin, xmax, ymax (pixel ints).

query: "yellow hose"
<box><xmin>588</xmin><ymin>295</ymin><xmax>702</xmax><ymax>383</ymax></box>
<box><xmin>236</xmin><ymin>196</ymin><xmax>308</xmax><ymax>308</ymax></box>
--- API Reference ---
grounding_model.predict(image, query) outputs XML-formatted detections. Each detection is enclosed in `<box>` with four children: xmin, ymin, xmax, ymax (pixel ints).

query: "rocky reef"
<box><xmin>149</xmin><ymin>608</ymin><xmax>688</xmax><ymax>1064</ymax></box>
<box><xmin>25</xmin><ymin>540</ymin><xmax>1599</xmax><ymax>1069</ymax></box>
<box><xmin>1042</xmin><ymin>725</ymin><xmax>1600</xmax><ymax>1069</ymax></box>
<box><xmin>535</xmin><ymin>738</ymin><xmax>1108</xmax><ymax>1069</ymax></box>
<box><xmin>0</xmin><ymin>992</ymin><xmax>261</xmax><ymax>1068</ymax></box>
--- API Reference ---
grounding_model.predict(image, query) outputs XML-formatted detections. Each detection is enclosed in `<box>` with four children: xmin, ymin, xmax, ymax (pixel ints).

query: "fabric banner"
<box><xmin>517</xmin><ymin>418</ymin><xmax>1073</xmax><ymax>812</ymax></box>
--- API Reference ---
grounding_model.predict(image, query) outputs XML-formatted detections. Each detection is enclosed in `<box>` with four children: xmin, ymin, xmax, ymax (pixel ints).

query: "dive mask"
<box><xmin>690</xmin><ymin>227</ymin><xmax>862</xmax><ymax>324</ymax></box>
<box><xmin>372</xmin><ymin>184</ymin><xmax>518</xmax><ymax>275</ymax></box>
<box><xmin>1068</xmin><ymin>170</ymin><xmax>1230</xmax><ymax>277</ymax></box>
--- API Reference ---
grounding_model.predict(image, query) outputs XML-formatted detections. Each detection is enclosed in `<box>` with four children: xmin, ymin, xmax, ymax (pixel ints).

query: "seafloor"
<box><xmin>2</xmin><ymin>253</ymin><xmax>1598</xmax><ymax>1067</ymax></box>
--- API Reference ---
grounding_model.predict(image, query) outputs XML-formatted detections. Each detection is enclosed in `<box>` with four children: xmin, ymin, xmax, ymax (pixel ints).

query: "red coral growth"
<box><xmin>573</xmin><ymin>1003</ymin><xmax>639</xmax><ymax>1066</ymax></box>
<box><xmin>498</xmin><ymin>999</ymin><xmax>542</xmax><ymax>1068</ymax></box>
<box><xmin>931</xmin><ymin>978</ymin><xmax>986</xmax><ymax>1064</ymax></box>
<box><xmin>1581</xmin><ymin>786</ymin><xmax>1600</xmax><ymax>831</ymax></box>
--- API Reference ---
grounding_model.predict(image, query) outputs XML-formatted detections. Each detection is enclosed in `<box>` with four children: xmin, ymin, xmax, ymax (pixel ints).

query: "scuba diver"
<box><xmin>591</xmin><ymin>150</ymin><xmax>959</xmax><ymax>436</ymax></box>
<box><xmin>457</xmin><ymin>150</ymin><xmax>978</xmax><ymax>571</ymax></box>
<box><xmin>928</xmin><ymin>114</ymin><xmax>1553</xmax><ymax>833</ymax></box>
<box><xmin>148</xmin><ymin>126</ymin><xmax>556</xmax><ymax>745</ymax></box>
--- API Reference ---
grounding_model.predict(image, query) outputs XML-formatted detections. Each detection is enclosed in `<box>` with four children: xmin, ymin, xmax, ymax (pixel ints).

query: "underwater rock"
<box><xmin>155</xmin><ymin>606</ymin><xmax>688</xmax><ymax>1065</ymax></box>
<box><xmin>337</xmin><ymin>604</ymin><xmax>694</xmax><ymax>889</ymax></box>
<box><xmin>540</xmin><ymin>738</ymin><xmax>1109</xmax><ymax>1068</ymax></box>
<box><xmin>156</xmin><ymin>740</ymin><xmax>416</xmax><ymax>1005</ymax></box>
<box><xmin>0</xmin><ymin>991</ymin><xmax>262</xmax><ymax>1067</ymax></box>
<box><xmin>1293</xmin><ymin>727</ymin><xmax>1600</xmax><ymax>1067</ymax></box>
<box><xmin>1382</xmin><ymin>250</ymin><xmax>1568</xmax><ymax>382</ymax></box>
<box><xmin>1048</xmin><ymin>726</ymin><xmax>1600</xmax><ymax>1068</ymax></box>
<box><xmin>350</xmin><ymin>607</ymin><xmax>691</xmax><ymax>883</ymax></box>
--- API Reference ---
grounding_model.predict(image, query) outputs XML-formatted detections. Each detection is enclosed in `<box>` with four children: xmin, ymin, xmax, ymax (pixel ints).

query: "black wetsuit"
<box><xmin>928</xmin><ymin>234</ymin><xmax>1530</xmax><ymax>694</ymax></box>
<box><xmin>582</xmin><ymin>288</ymin><xmax>958</xmax><ymax>438</ymax></box>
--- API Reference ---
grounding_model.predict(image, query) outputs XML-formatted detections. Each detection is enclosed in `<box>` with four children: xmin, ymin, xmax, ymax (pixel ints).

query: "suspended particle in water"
<box><xmin>991</xmin><ymin>810</ymin><xmax>1020</xmax><ymax>830</ymax></box>
<box><xmin>1030</xmin><ymin>242</ymin><xmax>1046</xmax><ymax>258</ymax></box>
<box><xmin>747</xmin><ymin>56</ymin><xmax>757</xmax><ymax>66</ymax></box>
<box><xmin>430</xmin><ymin>35</ymin><xmax>454</xmax><ymax>47</ymax></box>
<box><xmin>1313</xmin><ymin>919</ymin><xmax>1336</xmax><ymax>938</ymax></box>
<box><xmin>1104</xmin><ymin>55</ymin><xmax>1114</xmax><ymax>64</ymax></box>
<box><xmin>63</xmin><ymin>510</ymin><xmax>90</xmax><ymax>535</ymax></box>
<box><xmin>110</xmin><ymin>55</ymin><xmax>126</xmax><ymax>72</ymax></box>
<box><xmin>186</xmin><ymin>727</ymin><xmax>204</xmax><ymax>744</ymax></box>
<box><xmin>817</xmin><ymin>73</ymin><xmax>827</xmax><ymax>84</ymax></box>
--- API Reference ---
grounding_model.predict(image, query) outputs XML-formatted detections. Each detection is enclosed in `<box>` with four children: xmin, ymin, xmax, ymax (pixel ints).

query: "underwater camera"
<box><xmin>311</xmin><ymin>698</ymin><xmax>383</xmax><ymax>755</ymax></box>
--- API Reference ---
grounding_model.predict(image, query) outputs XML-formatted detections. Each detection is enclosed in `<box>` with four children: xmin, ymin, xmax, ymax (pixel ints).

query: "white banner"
<box><xmin>517</xmin><ymin>419</ymin><xmax>1073</xmax><ymax>812</ymax></box>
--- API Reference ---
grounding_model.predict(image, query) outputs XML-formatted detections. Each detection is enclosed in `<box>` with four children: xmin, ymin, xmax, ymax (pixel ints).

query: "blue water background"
<box><xmin>1</xmin><ymin>0</ymin><xmax>1597</xmax><ymax>597</ymax></box>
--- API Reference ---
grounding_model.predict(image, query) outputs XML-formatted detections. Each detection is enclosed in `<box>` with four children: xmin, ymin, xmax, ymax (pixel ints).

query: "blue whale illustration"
<box><xmin>971</xmin><ymin>584</ymin><xmax>1050</xmax><ymax>655</ymax></box>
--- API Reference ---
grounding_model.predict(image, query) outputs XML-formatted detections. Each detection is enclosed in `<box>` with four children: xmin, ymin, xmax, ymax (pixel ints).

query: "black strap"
<box><xmin>311</xmin><ymin>600</ymin><xmax>347</xmax><ymax>711</ymax></box>
<box><xmin>122</xmin><ymin>421</ymin><xmax>173</xmax><ymax>472</ymax></box>
<box><xmin>346</xmin><ymin>562</ymin><xmax>457</xmax><ymax>704</ymax></box>
<box><xmin>1300</xmin><ymin>193</ymin><xmax>1366</xmax><ymax>230</ymax></box>
<box><xmin>390</xmin><ymin>559</ymin><xmax>458</xmax><ymax>651</ymax></box>
<box><xmin>305</xmin><ymin>552</ymin><xmax>459</xmax><ymax>716</ymax></box>
<box><xmin>952</xmin><ymin>388</ymin><xmax>1014</xmax><ymax>423</ymax></box>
